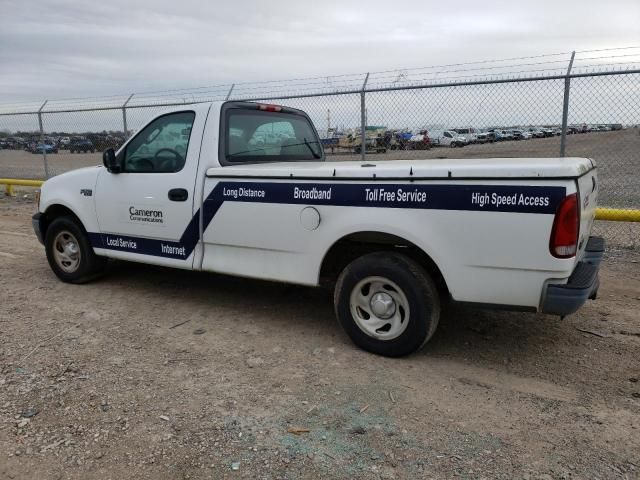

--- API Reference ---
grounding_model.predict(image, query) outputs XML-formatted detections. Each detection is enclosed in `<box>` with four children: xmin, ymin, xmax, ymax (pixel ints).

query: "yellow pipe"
<box><xmin>596</xmin><ymin>207</ymin><xmax>640</xmax><ymax>222</ymax></box>
<box><xmin>0</xmin><ymin>178</ymin><xmax>44</xmax><ymax>197</ymax></box>
<box><xmin>0</xmin><ymin>178</ymin><xmax>44</xmax><ymax>187</ymax></box>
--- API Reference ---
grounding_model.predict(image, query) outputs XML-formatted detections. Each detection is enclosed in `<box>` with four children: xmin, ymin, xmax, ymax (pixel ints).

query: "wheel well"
<box><xmin>41</xmin><ymin>205</ymin><xmax>86</xmax><ymax>239</ymax></box>
<box><xmin>319</xmin><ymin>232</ymin><xmax>448</xmax><ymax>294</ymax></box>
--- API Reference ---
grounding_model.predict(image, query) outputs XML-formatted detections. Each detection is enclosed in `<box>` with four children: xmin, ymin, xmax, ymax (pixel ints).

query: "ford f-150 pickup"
<box><xmin>32</xmin><ymin>101</ymin><xmax>605</xmax><ymax>356</ymax></box>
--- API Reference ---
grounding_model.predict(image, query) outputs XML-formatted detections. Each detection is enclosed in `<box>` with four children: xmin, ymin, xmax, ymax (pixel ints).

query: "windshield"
<box><xmin>224</xmin><ymin>109</ymin><xmax>322</xmax><ymax>163</ymax></box>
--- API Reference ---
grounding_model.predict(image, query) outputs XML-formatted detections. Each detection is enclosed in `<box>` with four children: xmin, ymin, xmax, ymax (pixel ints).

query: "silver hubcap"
<box><xmin>53</xmin><ymin>231</ymin><xmax>81</xmax><ymax>273</ymax></box>
<box><xmin>349</xmin><ymin>276</ymin><xmax>410</xmax><ymax>340</ymax></box>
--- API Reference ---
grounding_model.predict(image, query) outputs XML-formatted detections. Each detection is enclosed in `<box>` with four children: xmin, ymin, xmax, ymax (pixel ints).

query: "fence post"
<box><xmin>122</xmin><ymin>94</ymin><xmax>134</xmax><ymax>140</ymax></box>
<box><xmin>37</xmin><ymin>100</ymin><xmax>49</xmax><ymax>179</ymax></box>
<box><xmin>360</xmin><ymin>73</ymin><xmax>370</xmax><ymax>161</ymax></box>
<box><xmin>225</xmin><ymin>84</ymin><xmax>235</xmax><ymax>101</ymax></box>
<box><xmin>560</xmin><ymin>51</ymin><xmax>575</xmax><ymax>157</ymax></box>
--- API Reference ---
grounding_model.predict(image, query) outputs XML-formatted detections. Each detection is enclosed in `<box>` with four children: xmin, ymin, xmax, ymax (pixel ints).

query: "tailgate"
<box><xmin>576</xmin><ymin>162</ymin><xmax>598</xmax><ymax>259</ymax></box>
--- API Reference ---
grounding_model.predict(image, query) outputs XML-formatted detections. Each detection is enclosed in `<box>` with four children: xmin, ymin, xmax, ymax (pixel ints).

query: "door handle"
<box><xmin>168</xmin><ymin>188</ymin><xmax>188</xmax><ymax>202</ymax></box>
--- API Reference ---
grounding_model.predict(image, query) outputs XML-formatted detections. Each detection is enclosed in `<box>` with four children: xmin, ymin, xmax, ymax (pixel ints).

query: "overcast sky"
<box><xmin>0</xmin><ymin>0</ymin><xmax>638</xmax><ymax>104</ymax></box>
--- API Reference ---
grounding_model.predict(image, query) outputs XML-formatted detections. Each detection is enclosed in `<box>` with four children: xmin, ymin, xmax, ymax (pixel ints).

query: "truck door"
<box><xmin>94</xmin><ymin>109</ymin><xmax>204</xmax><ymax>265</ymax></box>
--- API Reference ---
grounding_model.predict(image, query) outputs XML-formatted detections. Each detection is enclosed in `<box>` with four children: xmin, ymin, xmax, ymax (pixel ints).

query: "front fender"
<box><xmin>39</xmin><ymin>166</ymin><xmax>102</xmax><ymax>235</ymax></box>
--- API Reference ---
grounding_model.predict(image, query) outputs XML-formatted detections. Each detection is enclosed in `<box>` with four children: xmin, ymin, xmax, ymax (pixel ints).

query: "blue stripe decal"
<box><xmin>90</xmin><ymin>181</ymin><xmax>566</xmax><ymax>260</ymax></box>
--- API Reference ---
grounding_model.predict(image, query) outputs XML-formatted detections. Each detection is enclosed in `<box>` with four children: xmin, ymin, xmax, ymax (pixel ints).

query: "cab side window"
<box><xmin>123</xmin><ymin>111</ymin><xmax>195</xmax><ymax>173</ymax></box>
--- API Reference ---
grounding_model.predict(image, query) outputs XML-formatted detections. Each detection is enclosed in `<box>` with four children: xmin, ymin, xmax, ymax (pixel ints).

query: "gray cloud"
<box><xmin>0</xmin><ymin>0</ymin><xmax>638</xmax><ymax>103</ymax></box>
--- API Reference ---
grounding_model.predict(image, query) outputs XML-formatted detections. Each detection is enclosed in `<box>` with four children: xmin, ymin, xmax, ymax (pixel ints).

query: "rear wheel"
<box><xmin>334</xmin><ymin>252</ymin><xmax>440</xmax><ymax>357</ymax></box>
<box><xmin>45</xmin><ymin>216</ymin><xmax>106</xmax><ymax>283</ymax></box>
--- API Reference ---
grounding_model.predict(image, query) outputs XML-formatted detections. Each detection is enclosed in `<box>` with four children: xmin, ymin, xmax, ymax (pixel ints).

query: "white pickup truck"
<box><xmin>32</xmin><ymin>101</ymin><xmax>604</xmax><ymax>356</ymax></box>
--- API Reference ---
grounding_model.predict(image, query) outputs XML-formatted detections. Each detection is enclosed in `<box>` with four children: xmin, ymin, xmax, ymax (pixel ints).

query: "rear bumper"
<box><xmin>541</xmin><ymin>236</ymin><xmax>605</xmax><ymax>316</ymax></box>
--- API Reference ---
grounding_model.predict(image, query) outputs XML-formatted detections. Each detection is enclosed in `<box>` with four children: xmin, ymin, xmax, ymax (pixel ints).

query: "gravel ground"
<box><xmin>0</xmin><ymin>194</ymin><xmax>639</xmax><ymax>479</ymax></box>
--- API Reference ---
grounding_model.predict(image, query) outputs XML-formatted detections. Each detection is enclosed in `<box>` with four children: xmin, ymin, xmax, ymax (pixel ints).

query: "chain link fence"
<box><xmin>1</xmin><ymin>51</ymin><xmax>639</xmax><ymax>247</ymax></box>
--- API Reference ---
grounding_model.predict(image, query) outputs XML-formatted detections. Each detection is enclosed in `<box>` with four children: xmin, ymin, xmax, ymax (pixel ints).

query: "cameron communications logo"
<box><xmin>129</xmin><ymin>206</ymin><xmax>164</xmax><ymax>224</ymax></box>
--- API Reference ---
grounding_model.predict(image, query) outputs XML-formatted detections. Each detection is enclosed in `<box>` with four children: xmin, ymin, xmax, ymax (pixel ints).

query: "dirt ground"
<box><xmin>0</xmin><ymin>194</ymin><xmax>639</xmax><ymax>480</ymax></box>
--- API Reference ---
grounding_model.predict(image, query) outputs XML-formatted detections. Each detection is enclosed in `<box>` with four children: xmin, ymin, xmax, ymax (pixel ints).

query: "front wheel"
<box><xmin>45</xmin><ymin>216</ymin><xmax>106</xmax><ymax>283</ymax></box>
<box><xmin>334</xmin><ymin>252</ymin><xmax>440</xmax><ymax>357</ymax></box>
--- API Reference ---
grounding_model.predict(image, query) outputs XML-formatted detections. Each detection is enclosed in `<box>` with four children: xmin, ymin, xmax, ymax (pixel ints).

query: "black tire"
<box><xmin>44</xmin><ymin>216</ymin><xmax>106</xmax><ymax>284</ymax></box>
<box><xmin>334</xmin><ymin>252</ymin><xmax>440</xmax><ymax>357</ymax></box>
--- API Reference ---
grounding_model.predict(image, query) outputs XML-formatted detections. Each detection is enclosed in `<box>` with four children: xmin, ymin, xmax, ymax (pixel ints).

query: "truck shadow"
<box><xmin>104</xmin><ymin>260</ymin><xmax>568</xmax><ymax>369</ymax></box>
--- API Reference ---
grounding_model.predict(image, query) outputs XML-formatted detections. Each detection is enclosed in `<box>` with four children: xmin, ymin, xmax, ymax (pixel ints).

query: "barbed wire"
<box><xmin>1</xmin><ymin>47</ymin><xmax>639</xmax><ymax>113</ymax></box>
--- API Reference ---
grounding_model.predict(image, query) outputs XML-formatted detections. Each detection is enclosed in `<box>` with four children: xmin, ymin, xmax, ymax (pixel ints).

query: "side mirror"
<box><xmin>102</xmin><ymin>148</ymin><xmax>121</xmax><ymax>173</ymax></box>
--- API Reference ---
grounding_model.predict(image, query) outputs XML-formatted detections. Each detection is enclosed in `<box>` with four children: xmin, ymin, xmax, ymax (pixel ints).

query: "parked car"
<box><xmin>474</xmin><ymin>132</ymin><xmax>491</xmax><ymax>144</ymax></box>
<box><xmin>4</xmin><ymin>136</ymin><xmax>26</xmax><ymax>149</ymax></box>
<box><xmin>485</xmin><ymin>129</ymin><xmax>505</xmax><ymax>141</ymax></box>
<box><xmin>511</xmin><ymin>130</ymin><xmax>525</xmax><ymax>140</ymax></box>
<box><xmin>407</xmin><ymin>130</ymin><xmax>432</xmax><ymax>150</ymax></box>
<box><xmin>69</xmin><ymin>138</ymin><xmax>95</xmax><ymax>153</ymax></box>
<box><xmin>433</xmin><ymin>130</ymin><xmax>467</xmax><ymax>147</ymax></box>
<box><xmin>28</xmin><ymin>143</ymin><xmax>58</xmax><ymax>154</ymax></box>
<box><xmin>452</xmin><ymin>128</ymin><xmax>478</xmax><ymax>144</ymax></box>
<box><xmin>499</xmin><ymin>130</ymin><xmax>514</xmax><ymax>141</ymax></box>
<box><xmin>391</xmin><ymin>131</ymin><xmax>413</xmax><ymax>150</ymax></box>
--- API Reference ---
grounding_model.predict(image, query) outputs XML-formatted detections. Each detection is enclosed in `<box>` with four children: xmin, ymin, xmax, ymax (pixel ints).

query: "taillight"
<box><xmin>550</xmin><ymin>193</ymin><xmax>579</xmax><ymax>258</ymax></box>
<box><xmin>257</xmin><ymin>104</ymin><xmax>282</xmax><ymax>112</ymax></box>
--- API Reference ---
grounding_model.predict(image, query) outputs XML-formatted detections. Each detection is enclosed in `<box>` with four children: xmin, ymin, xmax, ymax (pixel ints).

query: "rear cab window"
<box><xmin>219</xmin><ymin>102</ymin><xmax>324</xmax><ymax>164</ymax></box>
